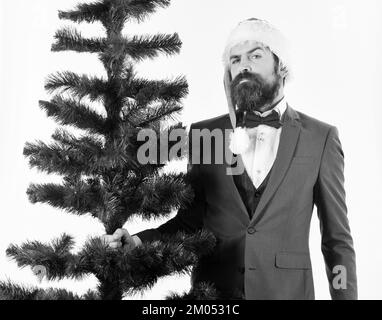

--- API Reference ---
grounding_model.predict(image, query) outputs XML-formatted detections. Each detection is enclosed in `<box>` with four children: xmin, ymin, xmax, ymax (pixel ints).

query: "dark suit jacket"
<box><xmin>135</xmin><ymin>104</ymin><xmax>357</xmax><ymax>300</ymax></box>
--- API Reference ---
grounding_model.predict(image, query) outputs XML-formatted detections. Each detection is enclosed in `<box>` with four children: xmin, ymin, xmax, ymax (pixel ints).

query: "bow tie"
<box><xmin>239</xmin><ymin>109</ymin><xmax>282</xmax><ymax>129</ymax></box>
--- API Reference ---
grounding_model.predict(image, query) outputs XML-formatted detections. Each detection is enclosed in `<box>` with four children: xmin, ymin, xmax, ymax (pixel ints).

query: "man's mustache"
<box><xmin>231</xmin><ymin>71</ymin><xmax>262</xmax><ymax>88</ymax></box>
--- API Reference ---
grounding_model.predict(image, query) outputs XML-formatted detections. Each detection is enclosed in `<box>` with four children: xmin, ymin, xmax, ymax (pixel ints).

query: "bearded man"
<box><xmin>104</xmin><ymin>18</ymin><xmax>357</xmax><ymax>300</ymax></box>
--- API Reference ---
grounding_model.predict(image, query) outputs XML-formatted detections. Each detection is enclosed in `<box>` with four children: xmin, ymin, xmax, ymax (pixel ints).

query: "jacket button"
<box><xmin>254</xmin><ymin>191</ymin><xmax>261</xmax><ymax>197</ymax></box>
<box><xmin>247</xmin><ymin>227</ymin><xmax>256</xmax><ymax>234</ymax></box>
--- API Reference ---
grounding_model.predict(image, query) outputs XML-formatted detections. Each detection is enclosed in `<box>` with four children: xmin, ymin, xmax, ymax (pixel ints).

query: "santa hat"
<box><xmin>223</xmin><ymin>18</ymin><xmax>292</xmax><ymax>83</ymax></box>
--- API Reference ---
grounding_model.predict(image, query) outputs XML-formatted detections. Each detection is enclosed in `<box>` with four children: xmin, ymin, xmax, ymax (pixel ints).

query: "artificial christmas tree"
<box><xmin>0</xmin><ymin>0</ymin><xmax>216</xmax><ymax>300</ymax></box>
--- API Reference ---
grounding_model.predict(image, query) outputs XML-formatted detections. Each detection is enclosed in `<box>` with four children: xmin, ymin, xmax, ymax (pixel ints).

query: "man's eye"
<box><xmin>251</xmin><ymin>54</ymin><xmax>262</xmax><ymax>59</ymax></box>
<box><xmin>231</xmin><ymin>59</ymin><xmax>239</xmax><ymax>64</ymax></box>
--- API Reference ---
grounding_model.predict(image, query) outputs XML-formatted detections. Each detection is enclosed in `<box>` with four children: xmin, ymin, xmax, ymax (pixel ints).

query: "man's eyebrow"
<box><xmin>229</xmin><ymin>46</ymin><xmax>265</xmax><ymax>60</ymax></box>
<box><xmin>247</xmin><ymin>47</ymin><xmax>265</xmax><ymax>54</ymax></box>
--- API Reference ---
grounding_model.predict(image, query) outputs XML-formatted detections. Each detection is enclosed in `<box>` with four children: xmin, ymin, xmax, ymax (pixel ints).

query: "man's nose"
<box><xmin>239</xmin><ymin>63</ymin><xmax>252</xmax><ymax>74</ymax></box>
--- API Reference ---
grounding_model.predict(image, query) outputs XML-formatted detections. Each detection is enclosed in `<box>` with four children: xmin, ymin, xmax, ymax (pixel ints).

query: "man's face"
<box><xmin>229</xmin><ymin>40</ymin><xmax>283</xmax><ymax>111</ymax></box>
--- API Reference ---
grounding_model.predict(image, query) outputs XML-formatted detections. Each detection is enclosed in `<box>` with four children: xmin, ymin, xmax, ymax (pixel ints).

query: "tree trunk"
<box><xmin>99</xmin><ymin>278</ymin><xmax>123</xmax><ymax>300</ymax></box>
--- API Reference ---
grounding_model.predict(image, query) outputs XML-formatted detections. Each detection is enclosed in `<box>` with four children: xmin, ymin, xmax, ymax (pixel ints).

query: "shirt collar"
<box><xmin>254</xmin><ymin>96</ymin><xmax>287</xmax><ymax>118</ymax></box>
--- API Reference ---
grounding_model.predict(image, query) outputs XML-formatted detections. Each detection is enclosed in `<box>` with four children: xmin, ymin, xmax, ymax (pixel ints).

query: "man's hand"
<box><xmin>101</xmin><ymin>228</ymin><xmax>140</xmax><ymax>251</ymax></box>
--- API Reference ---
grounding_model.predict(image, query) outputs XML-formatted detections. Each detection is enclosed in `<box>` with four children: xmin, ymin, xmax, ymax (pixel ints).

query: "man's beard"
<box><xmin>231</xmin><ymin>71</ymin><xmax>282</xmax><ymax>112</ymax></box>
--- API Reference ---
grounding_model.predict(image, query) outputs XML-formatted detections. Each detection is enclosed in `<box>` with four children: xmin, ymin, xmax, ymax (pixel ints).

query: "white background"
<box><xmin>1</xmin><ymin>0</ymin><xmax>381</xmax><ymax>299</ymax></box>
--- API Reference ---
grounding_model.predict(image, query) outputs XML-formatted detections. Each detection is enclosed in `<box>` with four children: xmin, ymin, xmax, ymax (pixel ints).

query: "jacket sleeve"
<box><xmin>313</xmin><ymin>126</ymin><xmax>357</xmax><ymax>300</ymax></box>
<box><xmin>132</xmin><ymin>124</ymin><xmax>206</xmax><ymax>243</ymax></box>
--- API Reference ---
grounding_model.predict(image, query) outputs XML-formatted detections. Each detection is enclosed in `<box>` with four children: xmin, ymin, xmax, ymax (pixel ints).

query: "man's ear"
<box><xmin>280</xmin><ymin>66</ymin><xmax>288</xmax><ymax>80</ymax></box>
<box><xmin>274</xmin><ymin>54</ymin><xmax>288</xmax><ymax>79</ymax></box>
<box><xmin>277</xmin><ymin>60</ymin><xmax>288</xmax><ymax>80</ymax></box>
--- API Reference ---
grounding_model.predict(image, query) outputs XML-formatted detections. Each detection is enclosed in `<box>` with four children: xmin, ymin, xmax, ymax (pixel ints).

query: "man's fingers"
<box><xmin>108</xmin><ymin>241</ymin><xmax>122</xmax><ymax>249</ymax></box>
<box><xmin>101</xmin><ymin>235</ymin><xmax>114</xmax><ymax>244</ymax></box>
<box><xmin>112</xmin><ymin>228</ymin><xmax>124</xmax><ymax>239</ymax></box>
<box><xmin>112</xmin><ymin>228</ymin><xmax>128</xmax><ymax>241</ymax></box>
<box><xmin>102</xmin><ymin>232</ymin><xmax>133</xmax><ymax>250</ymax></box>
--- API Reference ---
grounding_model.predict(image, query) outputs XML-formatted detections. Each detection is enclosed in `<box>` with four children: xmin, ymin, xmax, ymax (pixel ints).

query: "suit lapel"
<box><xmin>218</xmin><ymin>105</ymin><xmax>301</xmax><ymax>226</ymax></box>
<box><xmin>250</xmin><ymin>104</ymin><xmax>302</xmax><ymax>224</ymax></box>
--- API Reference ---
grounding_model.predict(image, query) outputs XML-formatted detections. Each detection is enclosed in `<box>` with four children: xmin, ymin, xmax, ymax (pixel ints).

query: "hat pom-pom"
<box><xmin>229</xmin><ymin>127</ymin><xmax>251</xmax><ymax>155</ymax></box>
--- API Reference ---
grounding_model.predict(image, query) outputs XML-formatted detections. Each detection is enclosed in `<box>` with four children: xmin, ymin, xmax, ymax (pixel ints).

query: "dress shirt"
<box><xmin>241</xmin><ymin>97</ymin><xmax>287</xmax><ymax>188</ymax></box>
